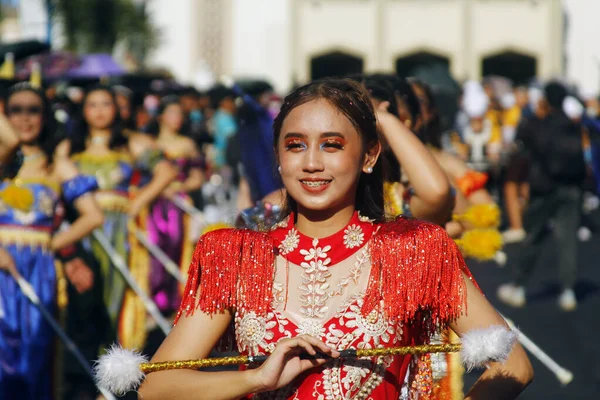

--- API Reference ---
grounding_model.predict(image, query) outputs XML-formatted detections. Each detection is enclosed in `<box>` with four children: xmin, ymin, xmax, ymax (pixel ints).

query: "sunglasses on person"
<box><xmin>7</xmin><ymin>104</ymin><xmax>43</xmax><ymax>116</ymax></box>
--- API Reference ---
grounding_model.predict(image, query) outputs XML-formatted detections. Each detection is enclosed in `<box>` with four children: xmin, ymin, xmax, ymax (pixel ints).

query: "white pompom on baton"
<box><xmin>460</xmin><ymin>325</ymin><xmax>518</xmax><ymax>372</ymax></box>
<box><xmin>95</xmin><ymin>325</ymin><xmax>517</xmax><ymax>395</ymax></box>
<box><xmin>94</xmin><ymin>344</ymin><xmax>149</xmax><ymax>396</ymax></box>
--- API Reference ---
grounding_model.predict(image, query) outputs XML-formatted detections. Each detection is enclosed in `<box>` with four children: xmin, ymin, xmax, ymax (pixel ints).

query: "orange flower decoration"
<box><xmin>455</xmin><ymin>171</ymin><xmax>489</xmax><ymax>198</ymax></box>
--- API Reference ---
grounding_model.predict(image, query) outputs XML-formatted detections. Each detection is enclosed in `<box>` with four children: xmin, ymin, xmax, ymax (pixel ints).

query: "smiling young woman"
<box><xmin>0</xmin><ymin>83</ymin><xmax>105</xmax><ymax>399</ymax></box>
<box><xmin>66</xmin><ymin>86</ymin><xmax>178</xmax><ymax>350</ymax></box>
<box><xmin>138</xmin><ymin>78</ymin><xmax>532</xmax><ymax>400</ymax></box>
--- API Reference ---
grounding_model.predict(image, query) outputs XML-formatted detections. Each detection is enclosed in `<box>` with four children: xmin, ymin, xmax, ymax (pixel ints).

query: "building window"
<box><xmin>482</xmin><ymin>51</ymin><xmax>537</xmax><ymax>85</ymax></box>
<box><xmin>395</xmin><ymin>52</ymin><xmax>450</xmax><ymax>78</ymax></box>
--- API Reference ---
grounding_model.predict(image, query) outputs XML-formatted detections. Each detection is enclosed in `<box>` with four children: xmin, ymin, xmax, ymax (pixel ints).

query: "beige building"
<box><xmin>148</xmin><ymin>0</ymin><xmax>598</xmax><ymax>93</ymax></box>
<box><xmin>2</xmin><ymin>0</ymin><xmax>599</xmax><ymax>95</ymax></box>
<box><xmin>290</xmin><ymin>0</ymin><xmax>564</xmax><ymax>85</ymax></box>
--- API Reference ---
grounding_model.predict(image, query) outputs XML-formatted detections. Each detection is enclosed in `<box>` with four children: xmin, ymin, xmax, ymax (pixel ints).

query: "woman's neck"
<box><xmin>88</xmin><ymin>128</ymin><xmax>112</xmax><ymax>150</ymax></box>
<box><xmin>295</xmin><ymin>204</ymin><xmax>356</xmax><ymax>239</ymax></box>
<box><xmin>158</xmin><ymin>127</ymin><xmax>178</xmax><ymax>140</ymax></box>
<box><xmin>90</xmin><ymin>128</ymin><xmax>111</xmax><ymax>141</ymax></box>
<box><xmin>19</xmin><ymin>144</ymin><xmax>47</xmax><ymax>173</ymax></box>
<box><xmin>21</xmin><ymin>144</ymin><xmax>44</xmax><ymax>158</ymax></box>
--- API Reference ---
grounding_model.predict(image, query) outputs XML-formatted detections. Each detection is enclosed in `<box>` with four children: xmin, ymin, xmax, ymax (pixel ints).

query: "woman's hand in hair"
<box><xmin>374</xmin><ymin>102</ymin><xmax>454</xmax><ymax>226</ymax></box>
<box><xmin>374</xmin><ymin>101</ymin><xmax>399</xmax><ymax>141</ymax></box>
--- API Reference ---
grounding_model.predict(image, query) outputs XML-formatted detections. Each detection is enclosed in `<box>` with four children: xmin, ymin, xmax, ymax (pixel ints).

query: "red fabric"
<box><xmin>364</xmin><ymin>217</ymin><xmax>473</xmax><ymax>335</ymax></box>
<box><xmin>175</xmin><ymin>216</ymin><xmax>475</xmax><ymax>398</ymax></box>
<box><xmin>269</xmin><ymin>211</ymin><xmax>375</xmax><ymax>265</ymax></box>
<box><xmin>175</xmin><ymin>228</ymin><xmax>276</xmax><ymax>323</ymax></box>
<box><xmin>236</xmin><ymin>298</ymin><xmax>415</xmax><ymax>399</ymax></box>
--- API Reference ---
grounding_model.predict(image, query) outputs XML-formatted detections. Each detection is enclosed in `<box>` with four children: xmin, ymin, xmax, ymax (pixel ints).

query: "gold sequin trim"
<box><xmin>0</xmin><ymin>227</ymin><xmax>51</xmax><ymax>249</ymax></box>
<box><xmin>95</xmin><ymin>191</ymin><xmax>130</xmax><ymax>213</ymax></box>
<box><xmin>72</xmin><ymin>152</ymin><xmax>132</xmax><ymax>164</ymax></box>
<box><xmin>140</xmin><ymin>355</ymin><xmax>250</xmax><ymax>373</ymax></box>
<box><xmin>9</xmin><ymin>178</ymin><xmax>60</xmax><ymax>194</ymax></box>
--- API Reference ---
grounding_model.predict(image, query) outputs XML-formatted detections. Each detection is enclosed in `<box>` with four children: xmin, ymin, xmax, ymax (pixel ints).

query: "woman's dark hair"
<box><xmin>114</xmin><ymin>85</ymin><xmax>136</xmax><ymax>130</ymax></box>
<box><xmin>208</xmin><ymin>85</ymin><xmax>236</xmax><ymax>110</ymax></box>
<box><xmin>410</xmin><ymin>79</ymin><xmax>443</xmax><ymax>149</ymax></box>
<box><xmin>273</xmin><ymin>78</ymin><xmax>385</xmax><ymax>222</ymax></box>
<box><xmin>3</xmin><ymin>83</ymin><xmax>63</xmax><ymax>179</ymax></box>
<box><xmin>357</xmin><ymin>75</ymin><xmax>402</xmax><ymax>183</ymax></box>
<box><xmin>144</xmin><ymin>95</ymin><xmax>182</xmax><ymax>136</ymax></box>
<box><xmin>70</xmin><ymin>85</ymin><xmax>127</xmax><ymax>155</ymax></box>
<box><xmin>361</xmin><ymin>75</ymin><xmax>401</xmax><ymax>119</ymax></box>
<box><xmin>370</xmin><ymin>74</ymin><xmax>421</xmax><ymax>123</ymax></box>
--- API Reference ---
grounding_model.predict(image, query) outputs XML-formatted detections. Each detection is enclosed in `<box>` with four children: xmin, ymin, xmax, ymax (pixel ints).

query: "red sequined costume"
<box><xmin>176</xmin><ymin>213</ymin><xmax>477</xmax><ymax>399</ymax></box>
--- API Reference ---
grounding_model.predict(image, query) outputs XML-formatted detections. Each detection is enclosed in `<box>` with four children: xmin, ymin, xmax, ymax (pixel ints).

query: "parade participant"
<box><xmin>0</xmin><ymin>83</ymin><xmax>104</xmax><ymax>399</ymax></box>
<box><xmin>145</xmin><ymin>95</ymin><xmax>204</xmax><ymax>317</ymax></box>
<box><xmin>359</xmin><ymin>75</ymin><xmax>454</xmax><ymax>225</ymax></box>
<box><xmin>208</xmin><ymin>85</ymin><xmax>238</xmax><ymax>170</ymax></box>
<box><xmin>411</xmin><ymin>80</ymin><xmax>499</xmax><ymax>244</ymax></box>
<box><xmin>233</xmin><ymin>80</ymin><xmax>283</xmax><ymax>204</ymax></box>
<box><xmin>501</xmin><ymin>87</ymin><xmax>544</xmax><ymax>244</ymax></box>
<box><xmin>68</xmin><ymin>85</ymin><xmax>177</xmax><ymax>349</ymax></box>
<box><xmin>138</xmin><ymin>78</ymin><xmax>532</xmax><ymax>399</ymax></box>
<box><xmin>499</xmin><ymin>82</ymin><xmax>587</xmax><ymax>312</ymax></box>
<box><xmin>253</xmin><ymin>75</ymin><xmax>453</xmax><ymax>228</ymax></box>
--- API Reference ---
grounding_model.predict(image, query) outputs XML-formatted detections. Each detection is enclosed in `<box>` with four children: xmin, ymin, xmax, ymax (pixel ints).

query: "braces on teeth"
<box><xmin>303</xmin><ymin>181</ymin><xmax>329</xmax><ymax>187</ymax></box>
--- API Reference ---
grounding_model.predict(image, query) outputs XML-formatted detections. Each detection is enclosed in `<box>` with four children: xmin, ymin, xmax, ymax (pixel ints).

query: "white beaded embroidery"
<box><xmin>279</xmin><ymin>228</ymin><xmax>299</xmax><ymax>255</ymax></box>
<box><xmin>343</xmin><ymin>224</ymin><xmax>364</xmax><ymax>249</ymax></box>
<box><xmin>298</xmin><ymin>238</ymin><xmax>332</xmax><ymax>319</ymax></box>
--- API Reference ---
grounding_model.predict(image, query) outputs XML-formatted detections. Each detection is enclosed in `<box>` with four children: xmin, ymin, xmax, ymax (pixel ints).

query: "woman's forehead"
<box><xmin>9</xmin><ymin>91</ymin><xmax>42</xmax><ymax>104</ymax></box>
<box><xmin>282</xmin><ymin>99</ymin><xmax>356</xmax><ymax>134</ymax></box>
<box><xmin>87</xmin><ymin>90</ymin><xmax>112</xmax><ymax>101</ymax></box>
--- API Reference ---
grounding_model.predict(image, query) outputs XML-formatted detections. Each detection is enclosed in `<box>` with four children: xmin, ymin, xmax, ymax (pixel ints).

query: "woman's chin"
<box><xmin>296</xmin><ymin>198</ymin><xmax>352</xmax><ymax>215</ymax></box>
<box><xmin>18</xmin><ymin>134</ymin><xmax>39</xmax><ymax>144</ymax></box>
<box><xmin>295</xmin><ymin>198</ymin><xmax>332</xmax><ymax>213</ymax></box>
<box><xmin>91</xmin><ymin>121</ymin><xmax>113</xmax><ymax>130</ymax></box>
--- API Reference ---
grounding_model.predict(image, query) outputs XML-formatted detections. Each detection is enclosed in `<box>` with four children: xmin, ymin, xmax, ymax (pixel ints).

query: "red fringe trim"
<box><xmin>174</xmin><ymin>228</ymin><xmax>275</xmax><ymax>325</ymax></box>
<box><xmin>175</xmin><ymin>217</ymin><xmax>478</xmax><ymax>344</ymax></box>
<box><xmin>363</xmin><ymin>217</ymin><xmax>475</xmax><ymax>336</ymax></box>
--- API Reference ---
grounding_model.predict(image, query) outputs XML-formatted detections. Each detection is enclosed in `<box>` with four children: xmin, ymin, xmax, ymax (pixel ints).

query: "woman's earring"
<box><xmin>278</xmin><ymin>166</ymin><xmax>282</xmax><ymax>173</ymax></box>
<box><xmin>366</xmin><ymin>166</ymin><xmax>373</xmax><ymax>174</ymax></box>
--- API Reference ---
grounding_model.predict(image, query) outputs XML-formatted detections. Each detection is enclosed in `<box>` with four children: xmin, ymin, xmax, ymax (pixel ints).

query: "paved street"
<box><xmin>464</xmin><ymin>216</ymin><xmax>600</xmax><ymax>399</ymax></box>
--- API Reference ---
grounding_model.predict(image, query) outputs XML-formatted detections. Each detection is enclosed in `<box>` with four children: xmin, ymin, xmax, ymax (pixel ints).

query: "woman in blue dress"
<box><xmin>0</xmin><ymin>83</ymin><xmax>104</xmax><ymax>399</ymax></box>
<box><xmin>68</xmin><ymin>86</ymin><xmax>177</xmax><ymax>350</ymax></box>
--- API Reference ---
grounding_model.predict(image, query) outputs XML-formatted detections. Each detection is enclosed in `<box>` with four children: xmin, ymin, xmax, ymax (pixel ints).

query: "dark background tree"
<box><xmin>50</xmin><ymin>0</ymin><xmax>158</xmax><ymax>64</ymax></box>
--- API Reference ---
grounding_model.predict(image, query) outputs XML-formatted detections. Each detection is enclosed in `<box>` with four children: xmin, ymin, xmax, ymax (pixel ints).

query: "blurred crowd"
<box><xmin>0</xmin><ymin>69</ymin><xmax>599</xmax><ymax>399</ymax></box>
